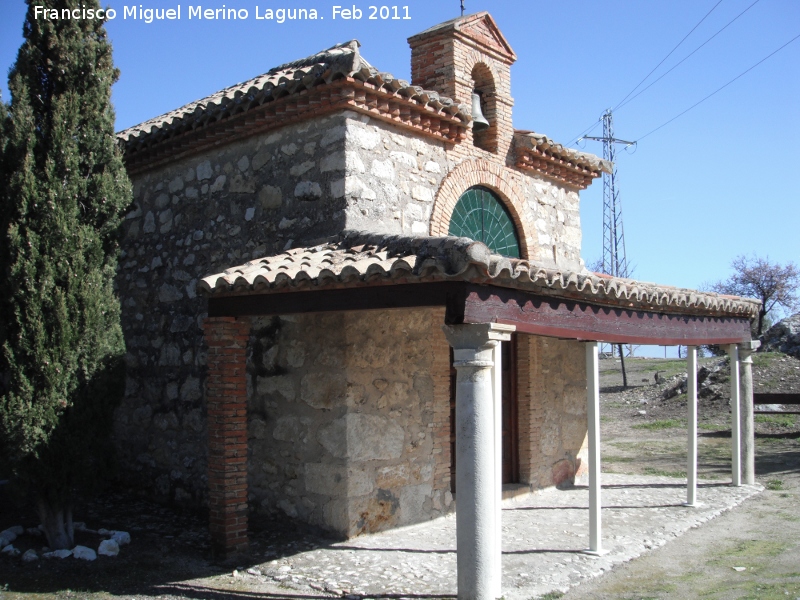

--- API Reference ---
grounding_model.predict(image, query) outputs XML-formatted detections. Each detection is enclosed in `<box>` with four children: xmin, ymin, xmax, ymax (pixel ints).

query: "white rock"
<box><xmin>21</xmin><ymin>549</ymin><xmax>38</xmax><ymax>562</ymax></box>
<box><xmin>7</xmin><ymin>526</ymin><xmax>23</xmax><ymax>536</ymax></box>
<box><xmin>97</xmin><ymin>528</ymin><xmax>111</xmax><ymax>536</ymax></box>
<box><xmin>98</xmin><ymin>539</ymin><xmax>119</xmax><ymax>557</ymax></box>
<box><xmin>72</xmin><ymin>545</ymin><xmax>97</xmax><ymax>561</ymax></box>
<box><xmin>0</xmin><ymin>528</ymin><xmax>18</xmax><ymax>546</ymax></box>
<box><xmin>732</xmin><ymin>566</ymin><xmax>746</xmax><ymax>572</ymax></box>
<box><xmin>43</xmin><ymin>549</ymin><xmax>72</xmax><ymax>559</ymax></box>
<box><xmin>26</xmin><ymin>528</ymin><xmax>42</xmax><ymax>536</ymax></box>
<box><xmin>111</xmin><ymin>531</ymin><xmax>131</xmax><ymax>546</ymax></box>
<box><xmin>1</xmin><ymin>544</ymin><xmax>20</xmax><ymax>556</ymax></box>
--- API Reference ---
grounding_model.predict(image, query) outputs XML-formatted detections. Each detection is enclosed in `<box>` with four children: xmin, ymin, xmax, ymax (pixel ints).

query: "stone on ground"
<box><xmin>98</xmin><ymin>539</ymin><xmax>120</xmax><ymax>556</ymax></box>
<box><xmin>111</xmin><ymin>530</ymin><xmax>131</xmax><ymax>545</ymax></box>
<box><xmin>72</xmin><ymin>545</ymin><xmax>97</xmax><ymax>561</ymax></box>
<box><xmin>761</xmin><ymin>313</ymin><xmax>800</xmax><ymax>358</ymax></box>
<box><xmin>21</xmin><ymin>549</ymin><xmax>38</xmax><ymax>562</ymax></box>
<box><xmin>43</xmin><ymin>548</ymin><xmax>72</xmax><ymax>559</ymax></box>
<box><xmin>0</xmin><ymin>526</ymin><xmax>26</xmax><ymax>550</ymax></box>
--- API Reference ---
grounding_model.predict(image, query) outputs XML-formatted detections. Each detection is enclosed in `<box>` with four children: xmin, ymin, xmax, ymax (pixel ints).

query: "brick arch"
<box><xmin>462</xmin><ymin>49</ymin><xmax>503</xmax><ymax>87</ymax></box>
<box><xmin>430</xmin><ymin>159</ymin><xmax>534</xmax><ymax>259</ymax></box>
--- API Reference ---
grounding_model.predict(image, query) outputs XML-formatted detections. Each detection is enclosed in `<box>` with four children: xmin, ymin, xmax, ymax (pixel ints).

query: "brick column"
<box><xmin>204</xmin><ymin>316</ymin><xmax>250</xmax><ymax>558</ymax></box>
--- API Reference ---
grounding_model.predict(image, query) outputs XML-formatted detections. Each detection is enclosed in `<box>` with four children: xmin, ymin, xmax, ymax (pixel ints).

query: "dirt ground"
<box><xmin>560</xmin><ymin>351</ymin><xmax>800</xmax><ymax>600</ymax></box>
<box><xmin>0</xmin><ymin>352</ymin><xmax>798</xmax><ymax>600</ymax></box>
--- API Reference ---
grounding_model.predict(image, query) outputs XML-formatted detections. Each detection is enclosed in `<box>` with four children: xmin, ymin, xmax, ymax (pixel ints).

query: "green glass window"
<box><xmin>448</xmin><ymin>186</ymin><xmax>521</xmax><ymax>258</ymax></box>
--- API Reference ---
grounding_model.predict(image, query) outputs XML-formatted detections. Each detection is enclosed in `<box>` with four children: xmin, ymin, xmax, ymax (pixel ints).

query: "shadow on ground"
<box><xmin>0</xmin><ymin>485</ymin><xmax>344</xmax><ymax>599</ymax></box>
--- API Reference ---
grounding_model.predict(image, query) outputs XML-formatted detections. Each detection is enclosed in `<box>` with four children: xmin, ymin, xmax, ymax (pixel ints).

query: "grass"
<box><xmin>755</xmin><ymin>414</ymin><xmax>797</xmax><ymax>427</ymax></box>
<box><xmin>717</xmin><ymin>539</ymin><xmax>786</xmax><ymax>560</ymax></box>
<box><xmin>698</xmin><ymin>422</ymin><xmax>725</xmax><ymax>431</ymax></box>
<box><xmin>603</xmin><ymin>401</ymin><xmax>626</xmax><ymax>409</ymax></box>
<box><xmin>636</xmin><ymin>359</ymin><xmax>687</xmax><ymax>374</ymax></box>
<box><xmin>643</xmin><ymin>467</ymin><xmax>687</xmax><ymax>478</ymax></box>
<box><xmin>766</xmin><ymin>479</ymin><xmax>784</xmax><ymax>491</ymax></box>
<box><xmin>751</xmin><ymin>352</ymin><xmax>783</xmax><ymax>368</ymax></box>
<box><xmin>632</xmin><ymin>419</ymin><xmax>684</xmax><ymax>430</ymax></box>
<box><xmin>603</xmin><ymin>455</ymin><xmax>634</xmax><ymax>463</ymax></box>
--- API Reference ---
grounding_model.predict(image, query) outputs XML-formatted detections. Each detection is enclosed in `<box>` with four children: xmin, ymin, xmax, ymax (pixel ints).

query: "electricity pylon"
<box><xmin>583</xmin><ymin>109</ymin><xmax>634</xmax><ymax>279</ymax></box>
<box><xmin>582</xmin><ymin>109</ymin><xmax>636</xmax><ymax>385</ymax></box>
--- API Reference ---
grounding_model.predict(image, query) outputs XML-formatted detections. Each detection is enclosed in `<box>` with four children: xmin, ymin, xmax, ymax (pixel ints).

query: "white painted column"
<box><xmin>729</xmin><ymin>344</ymin><xmax>742</xmax><ymax>486</ymax></box>
<box><xmin>492</xmin><ymin>343</ymin><xmax>502</xmax><ymax>599</ymax></box>
<box><xmin>685</xmin><ymin>346</ymin><xmax>699</xmax><ymax>507</ymax></box>
<box><xmin>739</xmin><ymin>340</ymin><xmax>760</xmax><ymax>485</ymax></box>
<box><xmin>585</xmin><ymin>341</ymin><xmax>603</xmax><ymax>554</ymax></box>
<box><xmin>443</xmin><ymin>323</ymin><xmax>513</xmax><ymax>600</ymax></box>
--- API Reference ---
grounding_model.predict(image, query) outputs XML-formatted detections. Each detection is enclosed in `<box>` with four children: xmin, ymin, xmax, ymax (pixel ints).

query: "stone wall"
<box><xmin>341</xmin><ymin>116</ymin><xmax>448</xmax><ymax>236</ymax></box>
<box><xmin>343</xmin><ymin>115</ymin><xmax>585</xmax><ymax>270</ymax></box>
<box><xmin>114</xmin><ymin>113</ymin><xmax>352</xmax><ymax>505</ymax></box>
<box><xmin>115</xmin><ymin>105</ymin><xmax>588</xmax><ymax>509</ymax></box>
<box><xmin>517</xmin><ymin>335</ymin><xmax>589</xmax><ymax>489</ymax></box>
<box><xmin>247</xmin><ymin>307</ymin><xmax>453</xmax><ymax>538</ymax></box>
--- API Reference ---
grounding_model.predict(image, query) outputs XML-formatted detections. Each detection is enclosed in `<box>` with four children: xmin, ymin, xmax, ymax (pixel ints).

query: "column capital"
<box><xmin>442</xmin><ymin>323</ymin><xmax>515</xmax><ymax>351</ymax></box>
<box><xmin>738</xmin><ymin>340</ymin><xmax>761</xmax><ymax>362</ymax></box>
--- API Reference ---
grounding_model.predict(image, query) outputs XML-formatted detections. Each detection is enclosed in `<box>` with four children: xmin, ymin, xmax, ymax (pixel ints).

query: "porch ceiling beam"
<box><xmin>207</xmin><ymin>282</ymin><xmax>461</xmax><ymax>317</ymax></box>
<box><xmin>460</xmin><ymin>286</ymin><xmax>751</xmax><ymax>345</ymax></box>
<box><xmin>206</xmin><ymin>281</ymin><xmax>751</xmax><ymax>345</ymax></box>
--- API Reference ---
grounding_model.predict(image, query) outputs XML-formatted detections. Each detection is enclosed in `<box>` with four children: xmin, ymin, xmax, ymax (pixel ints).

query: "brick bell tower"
<box><xmin>408</xmin><ymin>12</ymin><xmax>517</xmax><ymax>158</ymax></box>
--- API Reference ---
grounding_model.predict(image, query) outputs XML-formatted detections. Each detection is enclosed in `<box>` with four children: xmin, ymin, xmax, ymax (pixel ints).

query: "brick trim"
<box><xmin>204</xmin><ymin>316</ymin><xmax>251</xmax><ymax>558</ymax></box>
<box><xmin>429</xmin><ymin>159</ymin><xmax>533</xmax><ymax>259</ymax></box>
<box><xmin>430</xmin><ymin>311</ymin><xmax>452</xmax><ymax>495</ymax></box>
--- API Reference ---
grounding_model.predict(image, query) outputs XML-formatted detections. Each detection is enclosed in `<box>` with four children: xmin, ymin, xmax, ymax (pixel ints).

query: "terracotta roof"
<box><xmin>118</xmin><ymin>40</ymin><xmax>470</xmax><ymax>150</ymax></box>
<box><xmin>514</xmin><ymin>131</ymin><xmax>611</xmax><ymax>189</ymax></box>
<box><xmin>198</xmin><ymin>231</ymin><xmax>760</xmax><ymax>319</ymax></box>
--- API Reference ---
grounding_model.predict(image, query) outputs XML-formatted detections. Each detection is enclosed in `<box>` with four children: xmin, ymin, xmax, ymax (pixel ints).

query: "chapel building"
<box><xmin>115</xmin><ymin>12</ymin><xmax>758</xmax><ymax>558</ymax></box>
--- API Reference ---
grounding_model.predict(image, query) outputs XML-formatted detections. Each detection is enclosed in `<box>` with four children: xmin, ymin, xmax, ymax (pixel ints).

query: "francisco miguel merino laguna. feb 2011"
<box><xmin>33</xmin><ymin>5</ymin><xmax>412</xmax><ymax>23</ymax></box>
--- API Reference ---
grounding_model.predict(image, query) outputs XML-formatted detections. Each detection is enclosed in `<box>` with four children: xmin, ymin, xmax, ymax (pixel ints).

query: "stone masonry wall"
<box><xmin>114</xmin><ymin>114</ymin><xmax>351</xmax><ymax>505</ymax></box>
<box><xmin>247</xmin><ymin>307</ymin><xmax>453</xmax><ymax>538</ymax></box>
<box><xmin>341</xmin><ymin>116</ymin><xmax>449</xmax><ymax>236</ymax></box>
<box><xmin>115</xmin><ymin>105</ymin><xmax>588</xmax><ymax>508</ymax></box>
<box><xmin>343</xmin><ymin>114</ymin><xmax>584</xmax><ymax>270</ymax></box>
<box><xmin>517</xmin><ymin>335</ymin><xmax>589</xmax><ymax>489</ymax></box>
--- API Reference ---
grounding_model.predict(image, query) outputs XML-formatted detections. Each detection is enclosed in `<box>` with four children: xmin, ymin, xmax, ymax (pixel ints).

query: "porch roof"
<box><xmin>198</xmin><ymin>230</ymin><xmax>758</xmax><ymax>321</ymax></box>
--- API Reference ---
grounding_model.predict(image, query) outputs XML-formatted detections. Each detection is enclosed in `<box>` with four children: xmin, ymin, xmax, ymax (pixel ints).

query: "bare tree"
<box><xmin>709</xmin><ymin>255</ymin><xmax>800</xmax><ymax>336</ymax></box>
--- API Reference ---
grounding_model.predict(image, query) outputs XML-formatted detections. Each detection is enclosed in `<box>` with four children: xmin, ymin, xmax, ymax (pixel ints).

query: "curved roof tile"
<box><xmin>117</xmin><ymin>40</ymin><xmax>470</xmax><ymax>150</ymax></box>
<box><xmin>198</xmin><ymin>231</ymin><xmax>760</xmax><ymax>319</ymax></box>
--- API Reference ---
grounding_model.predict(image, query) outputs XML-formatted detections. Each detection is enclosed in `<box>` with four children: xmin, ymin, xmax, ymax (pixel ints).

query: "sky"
<box><xmin>1</xmin><ymin>0</ymin><xmax>798</xmax><ymax>355</ymax></box>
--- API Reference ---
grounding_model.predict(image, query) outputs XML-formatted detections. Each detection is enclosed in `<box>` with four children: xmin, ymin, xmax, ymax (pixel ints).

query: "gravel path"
<box><xmin>144</xmin><ymin>475</ymin><xmax>759</xmax><ymax>600</ymax></box>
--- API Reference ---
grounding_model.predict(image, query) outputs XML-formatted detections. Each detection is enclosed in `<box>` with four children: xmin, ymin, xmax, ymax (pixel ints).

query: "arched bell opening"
<box><xmin>471</xmin><ymin>63</ymin><xmax>498</xmax><ymax>153</ymax></box>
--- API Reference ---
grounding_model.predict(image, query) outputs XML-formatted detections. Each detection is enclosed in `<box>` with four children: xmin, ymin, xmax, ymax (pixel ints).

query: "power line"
<box><xmin>567</xmin><ymin>118</ymin><xmax>602</xmax><ymax>147</ymax></box>
<box><xmin>616</xmin><ymin>0</ymin><xmax>761</xmax><ymax>112</ymax></box>
<box><xmin>569</xmin><ymin>0</ymin><xmax>723</xmax><ymax>147</ymax></box>
<box><xmin>613</xmin><ymin>0</ymin><xmax>723</xmax><ymax>111</ymax></box>
<box><xmin>634</xmin><ymin>31</ymin><xmax>800</xmax><ymax>143</ymax></box>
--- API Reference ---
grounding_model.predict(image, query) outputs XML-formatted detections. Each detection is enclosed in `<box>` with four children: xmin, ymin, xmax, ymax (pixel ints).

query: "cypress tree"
<box><xmin>0</xmin><ymin>0</ymin><xmax>131</xmax><ymax>549</ymax></box>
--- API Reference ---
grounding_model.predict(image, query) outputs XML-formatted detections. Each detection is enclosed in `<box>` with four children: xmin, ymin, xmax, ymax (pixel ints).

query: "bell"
<box><xmin>471</xmin><ymin>91</ymin><xmax>490</xmax><ymax>132</ymax></box>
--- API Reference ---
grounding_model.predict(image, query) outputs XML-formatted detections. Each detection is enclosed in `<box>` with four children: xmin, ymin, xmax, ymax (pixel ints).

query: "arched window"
<box><xmin>448</xmin><ymin>186</ymin><xmax>520</xmax><ymax>258</ymax></box>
